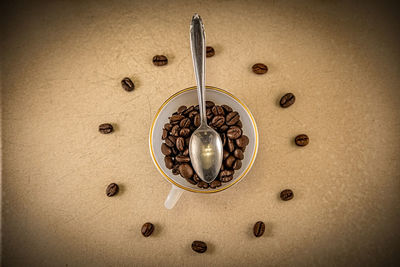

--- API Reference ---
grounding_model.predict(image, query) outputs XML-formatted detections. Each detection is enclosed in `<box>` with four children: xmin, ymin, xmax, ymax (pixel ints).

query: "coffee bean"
<box><xmin>179</xmin><ymin>118</ymin><xmax>191</xmax><ymax>128</ymax></box>
<box><xmin>211</xmin><ymin>115</ymin><xmax>225</xmax><ymax>128</ymax></box>
<box><xmin>185</xmin><ymin>137</ymin><xmax>190</xmax><ymax>146</ymax></box>
<box><xmin>176</xmin><ymin>155</ymin><xmax>190</xmax><ymax>163</ymax></box>
<box><xmin>164</xmin><ymin>156</ymin><xmax>173</xmax><ymax>169</ymax></box>
<box><xmin>179</xmin><ymin>163</ymin><xmax>193</xmax><ymax>179</ymax></box>
<box><xmin>206</xmin><ymin>46</ymin><xmax>215</xmax><ymax>57</ymax></box>
<box><xmin>153</xmin><ymin>55</ymin><xmax>168</xmax><ymax>66</ymax></box>
<box><xmin>280</xmin><ymin>93</ymin><xmax>296</xmax><ymax>108</ymax></box>
<box><xmin>236</xmin><ymin>135</ymin><xmax>249</xmax><ymax>148</ymax></box>
<box><xmin>280</xmin><ymin>189</ymin><xmax>294</xmax><ymax>201</ymax></box>
<box><xmin>233</xmin><ymin>148</ymin><xmax>244</xmax><ymax>160</ymax></box>
<box><xmin>227</xmin><ymin>126</ymin><xmax>242</xmax><ymax>139</ymax></box>
<box><xmin>161</xmin><ymin>143</ymin><xmax>172</xmax><ymax>156</ymax></box>
<box><xmin>141</xmin><ymin>222</ymin><xmax>154</xmax><ymax>237</ymax></box>
<box><xmin>162</xmin><ymin>129</ymin><xmax>168</xmax><ymax>140</ymax></box>
<box><xmin>164</xmin><ymin>123</ymin><xmax>173</xmax><ymax>131</ymax></box>
<box><xmin>170</xmin><ymin>114</ymin><xmax>184</xmax><ymax>122</ymax></box>
<box><xmin>106</xmin><ymin>183</ymin><xmax>119</xmax><ymax>197</ymax></box>
<box><xmin>99</xmin><ymin>123</ymin><xmax>113</xmax><ymax>134</ymax></box>
<box><xmin>220</xmin><ymin>124</ymin><xmax>229</xmax><ymax>132</ymax></box>
<box><xmin>206</xmin><ymin>101</ymin><xmax>215</xmax><ymax>108</ymax></box>
<box><xmin>206</xmin><ymin>108</ymin><xmax>213</xmax><ymax>120</ymax></box>
<box><xmin>220</xmin><ymin>133</ymin><xmax>227</xmax><ymax>147</ymax></box>
<box><xmin>253</xmin><ymin>221</ymin><xmax>265</xmax><ymax>237</ymax></box>
<box><xmin>183</xmin><ymin>148</ymin><xmax>189</xmax><ymax>156</ymax></box>
<box><xmin>220</xmin><ymin>170</ymin><xmax>234</xmax><ymax>182</ymax></box>
<box><xmin>185</xmin><ymin>177</ymin><xmax>197</xmax><ymax>185</ymax></box>
<box><xmin>295</xmin><ymin>134</ymin><xmax>309</xmax><ymax>146</ymax></box>
<box><xmin>236</xmin><ymin>120</ymin><xmax>242</xmax><ymax>128</ymax></box>
<box><xmin>178</xmin><ymin>105</ymin><xmax>187</xmax><ymax>113</ymax></box>
<box><xmin>223</xmin><ymin>150</ymin><xmax>230</xmax><ymax>160</ymax></box>
<box><xmin>233</xmin><ymin>160</ymin><xmax>242</xmax><ymax>170</ymax></box>
<box><xmin>226</xmin><ymin>112</ymin><xmax>240</xmax><ymax>125</ymax></box>
<box><xmin>192</xmin><ymin>241</ymin><xmax>207</xmax><ymax>253</ymax></box>
<box><xmin>193</xmin><ymin>173</ymin><xmax>201</xmax><ymax>183</ymax></box>
<box><xmin>227</xmin><ymin>138</ymin><xmax>235</xmax><ymax>152</ymax></box>
<box><xmin>192</xmin><ymin>114</ymin><xmax>200</xmax><ymax>127</ymax></box>
<box><xmin>171</xmin><ymin>147</ymin><xmax>178</xmax><ymax>155</ymax></box>
<box><xmin>252</xmin><ymin>63</ymin><xmax>268</xmax><ymax>74</ymax></box>
<box><xmin>172</xmin><ymin>165</ymin><xmax>180</xmax><ymax>175</ymax></box>
<box><xmin>211</xmin><ymin>105</ymin><xmax>224</xmax><ymax>116</ymax></box>
<box><xmin>225</xmin><ymin>155</ymin><xmax>236</xmax><ymax>168</ymax></box>
<box><xmin>176</xmin><ymin>137</ymin><xmax>185</xmax><ymax>151</ymax></box>
<box><xmin>210</xmin><ymin>180</ymin><xmax>221</xmax><ymax>189</ymax></box>
<box><xmin>188</xmin><ymin>110</ymin><xmax>198</xmax><ymax>119</ymax></box>
<box><xmin>165</xmin><ymin>136</ymin><xmax>176</xmax><ymax>147</ymax></box>
<box><xmin>121</xmin><ymin>77</ymin><xmax>135</xmax><ymax>92</ymax></box>
<box><xmin>221</xmin><ymin>104</ymin><xmax>232</xmax><ymax>113</ymax></box>
<box><xmin>197</xmin><ymin>181</ymin><xmax>209</xmax><ymax>189</ymax></box>
<box><xmin>171</xmin><ymin>125</ymin><xmax>180</xmax><ymax>136</ymax></box>
<box><xmin>179</xmin><ymin>128</ymin><xmax>191</xmax><ymax>137</ymax></box>
<box><xmin>183</xmin><ymin>106</ymin><xmax>194</xmax><ymax>115</ymax></box>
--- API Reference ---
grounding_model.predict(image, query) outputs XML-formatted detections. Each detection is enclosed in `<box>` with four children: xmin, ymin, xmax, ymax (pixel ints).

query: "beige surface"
<box><xmin>2</xmin><ymin>0</ymin><xmax>400</xmax><ymax>266</ymax></box>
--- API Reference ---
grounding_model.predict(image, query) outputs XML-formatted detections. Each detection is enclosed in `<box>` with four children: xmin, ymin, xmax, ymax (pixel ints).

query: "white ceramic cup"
<box><xmin>149</xmin><ymin>86</ymin><xmax>258</xmax><ymax>209</ymax></box>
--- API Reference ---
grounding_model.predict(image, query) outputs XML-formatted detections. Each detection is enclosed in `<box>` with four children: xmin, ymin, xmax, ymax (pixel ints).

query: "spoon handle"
<box><xmin>190</xmin><ymin>14</ymin><xmax>207</xmax><ymax>125</ymax></box>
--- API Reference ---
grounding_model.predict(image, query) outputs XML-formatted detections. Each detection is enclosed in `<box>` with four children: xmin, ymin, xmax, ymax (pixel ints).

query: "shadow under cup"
<box><xmin>149</xmin><ymin>86</ymin><xmax>258</xmax><ymax>193</ymax></box>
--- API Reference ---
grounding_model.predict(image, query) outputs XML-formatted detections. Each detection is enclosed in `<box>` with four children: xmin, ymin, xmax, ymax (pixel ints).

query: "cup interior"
<box><xmin>149</xmin><ymin>86</ymin><xmax>258</xmax><ymax>193</ymax></box>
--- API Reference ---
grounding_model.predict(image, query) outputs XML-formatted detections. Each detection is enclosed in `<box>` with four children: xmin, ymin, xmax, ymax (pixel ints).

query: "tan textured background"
<box><xmin>2</xmin><ymin>0</ymin><xmax>400</xmax><ymax>266</ymax></box>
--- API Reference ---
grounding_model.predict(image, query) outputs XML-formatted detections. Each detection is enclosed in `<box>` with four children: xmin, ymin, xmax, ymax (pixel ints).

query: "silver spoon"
<box><xmin>189</xmin><ymin>14</ymin><xmax>223</xmax><ymax>183</ymax></box>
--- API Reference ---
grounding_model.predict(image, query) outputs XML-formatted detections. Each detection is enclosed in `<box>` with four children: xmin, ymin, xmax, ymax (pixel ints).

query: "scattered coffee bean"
<box><xmin>280</xmin><ymin>93</ymin><xmax>296</xmax><ymax>108</ymax></box>
<box><xmin>192</xmin><ymin>241</ymin><xmax>207</xmax><ymax>253</ymax></box>
<box><xmin>180</xmin><ymin>118</ymin><xmax>191</xmax><ymax>128</ymax></box>
<box><xmin>121</xmin><ymin>77</ymin><xmax>135</xmax><ymax>92</ymax></box>
<box><xmin>220</xmin><ymin>124</ymin><xmax>229</xmax><ymax>132</ymax></box>
<box><xmin>152</xmin><ymin>55</ymin><xmax>168</xmax><ymax>66</ymax></box>
<box><xmin>141</xmin><ymin>222</ymin><xmax>154</xmax><ymax>237</ymax></box>
<box><xmin>206</xmin><ymin>46</ymin><xmax>215</xmax><ymax>57</ymax></box>
<box><xmin>99</xmin><ymin>123</ymin><xmax>113</xmax><ymax>134</ymax></box>
<box><xmin>211</xmin><ymin>105</ymin><xmax>224</xmax><ymax>116</ymax></box>
<box><xmin>106</xmin><ymin>183</ymin><xmax>119</xmax><ymax>197</ymax></box>
<box><xmin>280</xmin><ymin>189</ymin><xmax>294</xmax><ymax>201</ymax></box>
<box><xmin>252</xmin><ymin>63</ymin><xmax>268</xmax><ymax>74</ymax></box>
<box><xmin>220</xmin><ymin>170</ymin><xmax>234</xmax><ymax>182</ymax></box>
<box><xmin>295</xmin><ymin>134</ymin><xmax>309</xmax><ymax>146</ymax></box>
<box><xmin>170</xmin><ymin>114</ymin><xmax>184</xmax><ymax>122</ymax></box>
<box><xmin>253</xmin><ymin>221</ymin><xmax>265</xmax><ymax>237</ymax></box>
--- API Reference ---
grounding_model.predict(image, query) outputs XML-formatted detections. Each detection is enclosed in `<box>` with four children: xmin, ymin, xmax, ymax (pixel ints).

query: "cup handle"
<box><xmin>164</xmin><ymin>185</ymin><xmax>184</xmax><ymax>209</ymax></box>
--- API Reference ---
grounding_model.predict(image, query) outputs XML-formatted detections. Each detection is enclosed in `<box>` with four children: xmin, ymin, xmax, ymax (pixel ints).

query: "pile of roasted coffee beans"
<box><xmin>97</xmin><ymin>49</ymin><xmax>311</xmax><ymax>254</ymax></box>
<box><xmin>161</xmin><ymin>101</ymin><xmax>249</xmax><ymax>189</ymax></box>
